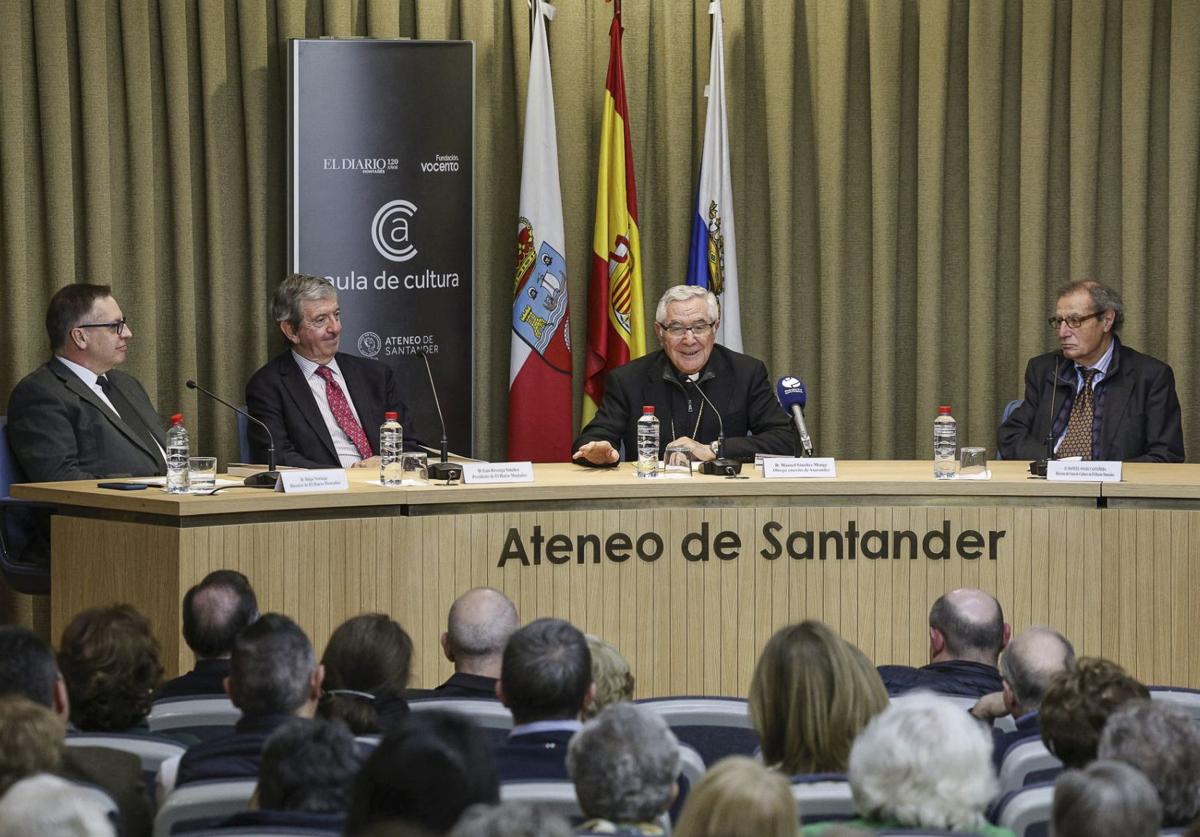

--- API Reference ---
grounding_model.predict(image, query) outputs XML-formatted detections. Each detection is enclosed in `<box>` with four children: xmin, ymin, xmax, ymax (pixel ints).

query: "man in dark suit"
<box><xmin>157</xmin><ymin>570</ymin><xmax>259</xmax><ymax>700</ymax></box>
<box><xmin>7</xmin><ymin>283</ymin><xmax>166</xmax><ymax>482</ymax></box>
<box><xmin>433</xmin><ymin>587</ymin><xmax>520</xmax><ymax>699</ymax></box>
<box><xmin>572</xmin><ymin>285</ymin><xmax>792</xmax><ymax>465</ymax></box>
<box><xmin>0</xmin><ymin>626</ymin><xmax>152</xmax><ymax>837</ymax></box>
<box><xmin>998</xmin><ymin>280</ymin><xmax>1184</xmax><ymax>462</ymax></box>
<box><xmin>245</xmin><ymin>273</ymin><xmax>416</xmax><ymax>468</ymax></box>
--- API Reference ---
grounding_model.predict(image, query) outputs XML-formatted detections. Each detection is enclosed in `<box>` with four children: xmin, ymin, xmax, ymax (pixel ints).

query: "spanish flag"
<box><xmin>582</xmin><ymin>0</ymin><xmax>646</xmax><ymax>426</ymax></box>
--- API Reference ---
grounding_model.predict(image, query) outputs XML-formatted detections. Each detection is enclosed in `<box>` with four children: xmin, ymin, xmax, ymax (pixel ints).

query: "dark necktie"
<box><xmin>314</xmin><ymin>365</ymin><xmax>373</xmax><ymax>459</ymax></box>
<box><xmin>97</xmin><ymin>375</ymin><xmax>165</xmax><ymax>468</ymax></box>
<box><xmin>1058</xmin><ymin>368</ymin><xmax>1098</xmax><ymax>459</ymax></box>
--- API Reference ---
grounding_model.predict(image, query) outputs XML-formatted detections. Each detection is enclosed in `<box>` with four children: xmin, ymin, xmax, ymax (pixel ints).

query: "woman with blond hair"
<box><xmin>749</xmin><ymin>621</ymin><xmax>888</xmax><ymax>775</ymax></box>
<box><xmin>583</xmin><ymin>634</ymin><xmax>635</xmax><ymax>719</ymax></box>
<box><xmin>674</xmin><ymin>756</ymin><xmax>799</xmax><ymax>837</ymax></box>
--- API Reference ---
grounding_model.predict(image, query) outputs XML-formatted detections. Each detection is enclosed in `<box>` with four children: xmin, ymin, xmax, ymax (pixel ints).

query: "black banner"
<box><xmin>289</xmin><ymin>39</ymin><xmax>474</xmax><ymax>454</ymax></box>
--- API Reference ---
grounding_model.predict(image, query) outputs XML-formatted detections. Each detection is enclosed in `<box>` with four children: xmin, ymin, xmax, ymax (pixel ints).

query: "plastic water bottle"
<box><xmin>380</xmin><ymin>411</ymin><xmax>403</xmax><ymax>486</ymax></box>
<box><xmin>635</xmin><ymin>406</ymin><xmax>660</xmax><ymax>479</ymax></box>
<box><xmin>165</xmin><ymin>413</ymin><xmax>190</xmax><ymax>494</ymax></box>
<box><xmin>933</xmin><ymin>405</ymin><xmax>957</xmax><ymax>479</ymax></box>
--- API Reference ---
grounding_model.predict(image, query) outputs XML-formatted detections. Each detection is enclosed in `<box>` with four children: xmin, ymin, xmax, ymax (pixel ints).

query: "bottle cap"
<box><xmin>171</xmin><ymin>413</ymin><xmax>184</xmax><ymax>424</ymax></box>
<box><xmin>642</xmin><ymin>406</ymin><xmax>655</xmax><ymax>415</ymax></box>
<box><xmin>384</xmin><ymin>411</ymin><xmax>398</xmax><ymax>421</ymax></box>
<box><xmin>938</xmin><ymin>405</ymin><xmax>952</xmax><ymax>415</ymax></box>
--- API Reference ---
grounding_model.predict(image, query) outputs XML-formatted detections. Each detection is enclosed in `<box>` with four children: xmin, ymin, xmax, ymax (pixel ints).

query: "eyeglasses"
<box><xmin>76</xmin><ymin>318</ymin><xmax>130</xmax><ymax>335</ymax></box>
<box><xmin>658</xmin><ymin>321</ymin><xmax>715</xmax><ymax>338</ymax></box>
<box><xmin>1048</xmin><ymin>311</ymin><xmax>1104</xmax><ymax>330</ymax></box>
<box><xmin>303</xmin><ymin>311</ymin><xmax>341</xmax><ymax>330</ymax></box>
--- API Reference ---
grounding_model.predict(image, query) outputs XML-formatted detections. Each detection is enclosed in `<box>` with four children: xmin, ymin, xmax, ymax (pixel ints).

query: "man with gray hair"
<box><xmin>567</xmin><ymin>702</ymin><xmax>681</xmax><ymax>832</ymax></box>
<box><xmin>246</xmin><ymin>273</ymin><xmax>417</xmax><ymax>468</ymax></box>
<box><xmin>999</xmin><ymin>279</ymin><xmax>1184</xmax><ymax>462</ymax></box>
<box><xmin>1051</xmin><ymin>760</ymin><xmax>1161</xmax><ymax>837</ymax></box>
<box><xmin>1098</xmin><ymin>700</ymin><xmax>1200</xmax><ymax>827</ymax></box>
<box><xmin>572</xmin><ymin>284</ymin><xmax>792</xmax><ymax>466</ymax></box>
<box><xmin>434</xmin><ymin>587</ymin><xmax>520</xmax><ymax>699</ymax></box>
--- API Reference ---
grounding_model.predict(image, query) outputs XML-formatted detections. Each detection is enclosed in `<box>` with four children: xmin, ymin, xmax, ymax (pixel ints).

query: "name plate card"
<box><xmin>275</xmin><ymin>469</ymin><xmax>350</xmax><ymax>493</ymax></box>
<box><xmin>462</xmin><ymin>462</ymin><xmax>535</xmax><ymax>485</ymax></box>
<box><xmin>762</xmin><ymin>457</ymin><xmax>838</xmax><ymax>479</ymax></box>
<box><xmin>1047</xmin><ymin>460</ymin><xmax>1123</xmax><ymax>483</ymax></box>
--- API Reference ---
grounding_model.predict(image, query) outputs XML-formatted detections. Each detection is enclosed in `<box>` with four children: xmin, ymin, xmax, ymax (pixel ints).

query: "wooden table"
<box><xmin>14</xmin><ymin>461</ymin><xmax>1200</xmax><ymax>695</ymax></box>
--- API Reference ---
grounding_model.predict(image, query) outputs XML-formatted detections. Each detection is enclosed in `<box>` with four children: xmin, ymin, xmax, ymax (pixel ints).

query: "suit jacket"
<box><xmin>494</xmin><ymin>728</ymin><xmax>576</xmax><ymax>783</ymax></box>
<box><xmin>571</xmin><ymin>345</ymin><xmax>794</xmax><ymax>463</ymax></box>
<box><xmin>62</xmin><ymin>745</ymin><xmax>153</xmax><ymax>837</ymax></box>
<box><xmin>245</xmin><ymin>350</ymin><xmax>417</xmax><ymax>468</ymax></box>
<box><xmin>877</xmin><ymin>659</ymin><xmax>1003</xmax><ymax>699</ymax></box>
<box><xmin>433</xmin><ymin>672</ymin><xmax>500</xmax><ymax>699</ymax></box>
<box><xmin>998</xmin><ymin>339</ymin><xmax>1185</xmax><ymax>463</ymax></box>
<box><xmin>155</xmin><ymin>658</ymin><xmax>232</xmax><ymax>700</ymax></box>
<box><xmin>175</xmin><ymin>712</ymin><xmax>292</xmax><ymax>787</ymax></box>
<box><xmin>6</xmin><ymin>359</ymin><xmax>166</xmax><ymax>482</ymax></box>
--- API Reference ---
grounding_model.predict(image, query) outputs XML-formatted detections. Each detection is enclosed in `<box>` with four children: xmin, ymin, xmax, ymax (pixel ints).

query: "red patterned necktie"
<box><xmin>315</xmin><ymin>365</ymin><xmax>373</xmax><ymax>459</ymax></box>
<box><xmin>1058</xmin><ymin>368</ymin><xmax>1098</xmax><ymax>460</ymax></box>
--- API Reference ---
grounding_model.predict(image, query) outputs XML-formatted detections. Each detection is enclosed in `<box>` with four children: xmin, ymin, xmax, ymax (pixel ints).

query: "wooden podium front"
<box><xmin>14</xmin><ymin>462</ymin><xmax>1200</xmax><ymax>696</ymax></box>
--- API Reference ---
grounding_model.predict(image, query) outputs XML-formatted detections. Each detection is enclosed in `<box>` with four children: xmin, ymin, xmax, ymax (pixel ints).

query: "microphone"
<box><xmin>185</xmin><ymin>380</ymin><xmax>279</xmax><ymax>488</ymax></box>
<box><xmin>775</xmin><ymin>377</ymin><xmax>814</xmax><ymax>457</ymax></box>
<box><xmin>1029</xmin><ymin>355</ymin><xmax>1066</xmax><ymax>478</ymax></box>
<box><xmin>686</xmin><ymin>379</ymin><xmax>743</xmax><ymax>477</ymax></box>
<box><xmin>416</xmin><ymin>352</ymin><xmax>463</xmax><ymax>482</ymax></box>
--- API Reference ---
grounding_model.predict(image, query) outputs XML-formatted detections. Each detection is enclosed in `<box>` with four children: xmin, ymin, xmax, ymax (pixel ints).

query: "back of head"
<box><xmin>0</xmin><ymin>697</ymin><xmax>65</xmax><ymax>796</ymax></box>
<box><xmin>500</xmin><ymin>618</ymin><xmax>591</xmax><ymax>725</ymax></box>
<box><xmin>0</xmin><ymin>626</ymin><xmax>58</xmax><ymax>708</ymax></box>
<box><xmin>567</xmin><ymin>702</ymin><xmax>680</xmax><ymax>824</ymax></box>
<box><xmin>447</xmin><ymin>588</ymin><xmax>519</xmax><ymax>665</ymax></box>
<box><xmin>258</xmin><ymin>717</ymin><xmax>360</xmax><ymax>813</ymax></box>
<box><xmin>999</xmin><ymin>626</ymin><xmax>1076</xmax><ymax>713</ymax></box>
<box><xmin>673</xmin><ymin>756</ymin><xmax>799</xmax><ymax>837</ymax></box>
<box><xmin>1038</xmin><ymin>656</ymin><xmax>1149</xmax><ymax>768</ymax></box>
<box><xmin>45</xmin><ymin>283</ymin><xmax>113</xmax><ymax>352</ymax></box>
<box><xmin>1098</xmin><ymin>700</ymin><xmax>1200</xmax><ymax>826</ymax></box>
<box><xmin>181</xmin><ymin>569</ymin><xmax>259</xmax><ymax>659</ymax></box>
<box><xmin>58</xmin><ymin>604</ymin><xmax>163</xmax><ymax>731</ymax></box>
<box><xmin>319</xmin><ymin>613</ymin><xmax>414</xmax><ymax>734</ymax></box>
<box><xmin>849</xmin><ymin>692</ymin><xmax>997</xmax><ymax>831</ymax></box>
<box><xmin>748</xmin><ymin>621</ymin><xmax>888</xmax><ymax>774</ymax></box>
<box><xmin>346</xmin><ymin>710</ymin><xmax>499</xmax><ymax>835</ymax></box>
<box><xmin>583</xmin><ymin>634</ymin><xmax>634</xmax><ymax>720</ymax></box>
<box><xmin>229</xmin><ymin>613</ymin><xmax>316</xmax><ymax>717</ymax></box>
<box><xmin>928</xmin><ymin>588</ymin><xmax>1006</xmax><ymax>663</ymax></box>
<box><xmin>1052</xmin><ymin>759</ymin><xmax>1161</xmax><ymax>837</ymax></box>
<box><xmin>448</xmin><ymin>802</ymin><xmax>573</xmax><ymax>837</ymax></box>
<box><xmin>0</xmin><ymin>774</ymin><xmax>116</xmax><ymax>837</ymax></box>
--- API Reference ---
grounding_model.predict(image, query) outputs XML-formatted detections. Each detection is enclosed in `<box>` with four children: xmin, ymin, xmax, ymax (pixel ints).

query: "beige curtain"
<box><xmin>1</xmin><ymin>0</ymin><xmax>1197</xmax><ymax>465</ymax></box>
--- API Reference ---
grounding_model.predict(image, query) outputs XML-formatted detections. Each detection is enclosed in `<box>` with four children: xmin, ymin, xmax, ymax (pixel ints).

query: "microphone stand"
<box><xmin>417</xmin><ymin>352</ymin><xmax>463</xmax><ymax>482</ymax></box>
<box><xmin>1029</xmin><ymin>356</ymin><xmax>1065</xmax><ymax>478</ymax></box>
<box><xmin>186</xmin><ymin>380</ymin><xmax>279</xmax><ymax>488</ymax></box>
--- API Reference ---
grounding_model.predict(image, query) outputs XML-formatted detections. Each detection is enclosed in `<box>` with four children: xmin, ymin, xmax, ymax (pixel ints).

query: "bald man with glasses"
<box><xmin>998</xmin><ymin>280</ymin><xmax>1184</xmax><ymax>463</ymax></box>
<box><xmin>7</xmin><ymin>283</ymin><xmax>167</xmax><ymax>482</ymax></box>
<box><xmin>572</xmin><ymin>285</ymin><xmax>792</xmax><ymax>466</ymax></box>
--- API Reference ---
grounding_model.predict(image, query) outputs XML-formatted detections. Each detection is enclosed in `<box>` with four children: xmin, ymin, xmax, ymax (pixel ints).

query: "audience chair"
<box><xmin>1149</xmin><ymin>686</ymin><xmax>1200</xmax><ymax>720</ymax></box>
<box><xmin>67</xmin><ymin>732</ymin><xmax>188</xmax><ymax>776</ymax></box>
<box><xmin>153</xmin><ymin>778</ymin><xmax>257</xmax><ymax>837</ymax></box>
<box><xmin>174</xmin><ymin>828</ymin><xmax>340</xmax><ymax>837</ymax></box>
<box><xmin>235</xmin><ymin>409</ymin><xmax>252</xmax><ymax>463</ymax></box>
<box><xmin>636</xmin><ymin>696</ymin><xmax>760</xmax><ymax>766</ymax></box>
<box><xmin>997</xmin><ymin>738</ymin><xmax>1062</xmax><ymax>794</ymax></box>
<box><xmin>877</xmin><ymin>831</ymin><xmax>989</xmax><ymax>836</ymax></box>
<box><xmin>149</xmin><ymin>696</ymin><xmax>241</xmax><ymax>741</ymax></box>
<box><xmin>499</xmin><ymin>780</ymin><xmax>582</xmax><ymax>820</ymax></box>
<box><xmin>996</xmin><ymin>399</ymin><xmax>1023</xmax><ymax>460</ymax></box>
<box><xmin>789</xmin><ymin>773</ymin><xmax>855</xmax><ymax>823</ymax></box>
<box><xmin>676</xmin><ymin>743</ymin><xmax>706</xmax><ymax>794</ymax></box>
<box><xmin>0</xmin><ymin>416</ymin><xmax>51</xmax><ymax>595</ymax></box>
<box><xmin>409</xmin><ymin>696</ymin><xmax>513</xmax><ymax>746</ymax></box>
<box><xmin>992</xmin><ymin>780</ymin><xmax>1054</xmax><ymax>837</ymax></box>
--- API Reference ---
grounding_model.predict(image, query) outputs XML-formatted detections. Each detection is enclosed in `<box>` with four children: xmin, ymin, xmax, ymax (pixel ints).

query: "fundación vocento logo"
<box><xmin>781</xmin><ymin>376</ymin><xmax>802</xmax><ymax>388</ymax></box>
<box><xmin>371</xmin><ymin>199</ymin><xmax>419</xmax><ymax>262</ymax></box>
<box><xmin>357</xmin><ymin>331</ymin><xmax>382</xmax><ymax>358</ymax></box>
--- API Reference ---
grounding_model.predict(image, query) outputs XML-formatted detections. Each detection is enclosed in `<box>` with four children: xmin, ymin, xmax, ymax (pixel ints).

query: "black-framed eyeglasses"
<box><xmin>1048</xmin><ymin>311</ymin><xmax>1104</xmax><ymax>330</ymax></box>
<box><xmin>658</xmin><ymin>321</ymin><xmax>715</xmax><ymax>338</ymax></box>
<box><xmin>76</xmin><ymin>318</ymin><xmax>130</xmax><ymax>335</ymax></box>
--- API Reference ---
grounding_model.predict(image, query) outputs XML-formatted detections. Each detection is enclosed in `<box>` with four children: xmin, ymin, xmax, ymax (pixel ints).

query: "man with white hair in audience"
<box><xmin>0</xmin><ymin>773</ymin><xmax>117</xmax><ymax>837</ymax></box>
<box><xmin>800</xmin><ymin>692</ymin><xmax>1014</xmax><ymax>836</ymax></box>
<box><xmin>1098</xmin><ymin>700</ymin><xmax>1200</xmax><ymax>828</ymax></box>
<box><xmin>1051</xmin><ymin>760</ymin><xmax>1161</xmax><ymax>837</ymax></box>
<box><xmin>433</xmin><ymin>587</ymin><xmax>520</xmax><ymax>699</ymax></box>
<box><xmin>567</xmin><ymin>702</ymin><xmax>681</xmax><ymax>834</ymax></box>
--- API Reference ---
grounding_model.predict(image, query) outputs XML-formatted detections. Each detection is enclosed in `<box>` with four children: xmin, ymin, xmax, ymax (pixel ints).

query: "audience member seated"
<box><xmin>749</xmin><ymin>620</ymin><xmax>888</xmax><ymax>774</ymax></box>
<box><xmin>1051</xmin><ymin>759</ymin><xmax>1161</xmax><ymax>837</ymax></box>
<box><xmin>219</xmin><ymin>717</ymin><xmax>359</xmax><ymax>833</ymax></box>
<box><xmin>568</xmin><ymin>702</ymin><xmax>679</xmax><ymax>834</ymax></box>
<box><xmin>0</xmin><ymin>774</ymin><xmax>117</xmax><ymax>837</ymax></box>
<box><xmin>800</xmin><ymin>692</ymin><xmax>1012</xmax><ymax>836</ymax></box>
<box><xmin>969</xmin><ymin>625</ymin><xmax>1075</xmax><ymax>767</ymax></box>
<box><xmin>168</xmin><ymin>613</ymin><xmax>324</xmax><ymax>791</ymax></box>
<box><xmin>1037</xmin><ymin>656</ymin><xmax>1148</xmax><ymax>769</ymax></box>
<box><xmin>878</xmin><ymin>587</ymin><xmax>1010</xmax><ymax>698</ymax></box>
<box><xmin>494</xmin><ymin>617</ymin><xmax>594</xmax><ymax>782</ymax></box>
<box><xmin>433</xmin><ymin>587</ymin><xmax>520</xmax><ymax>699</ymax></box>
<box><xmin>1098</xmin><ymin>700</ymin><xmax>1200</xmax><ymax>828</ymax></box>
<box><xmin>57</xmin><ymin>604</ymin><xmax>164</xmax><ymax>735</ymax></box>
<box><xmin>448</xmin><ymin>802</ymin><xmax>573</xmax><ymax>837</ymax></box>
<box><xmin>0</xmin><ymin>626</ymin><xmax>150</xmax><ymax>837</ymax></box>
<box><xmin>0</xmin><ymin>696</ymin><xmax>65</xmax><ymax>795</ymax></box>
<box><xmin>318</xmin><ymin>613</ymin><xmax>414</xmax><ymax>734</ymax></box>
<box><xmin>673</xmin><ymin>756</ymin><xmax>800</xmax><ymax>837</ymax></box>
<box><xmin>583</xmin><ymin>634</ymin><xmax>634</xmax><ymax>719</ymax></box>
<box><xmin>157</xmin><ymin>569</ymin><xmax>259</xmax><ymax>699</ymax></box>
<box><xmin>346</xmin><ymin>710</ymin><xmax>500</xmax><ymax>835</ymax></box>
